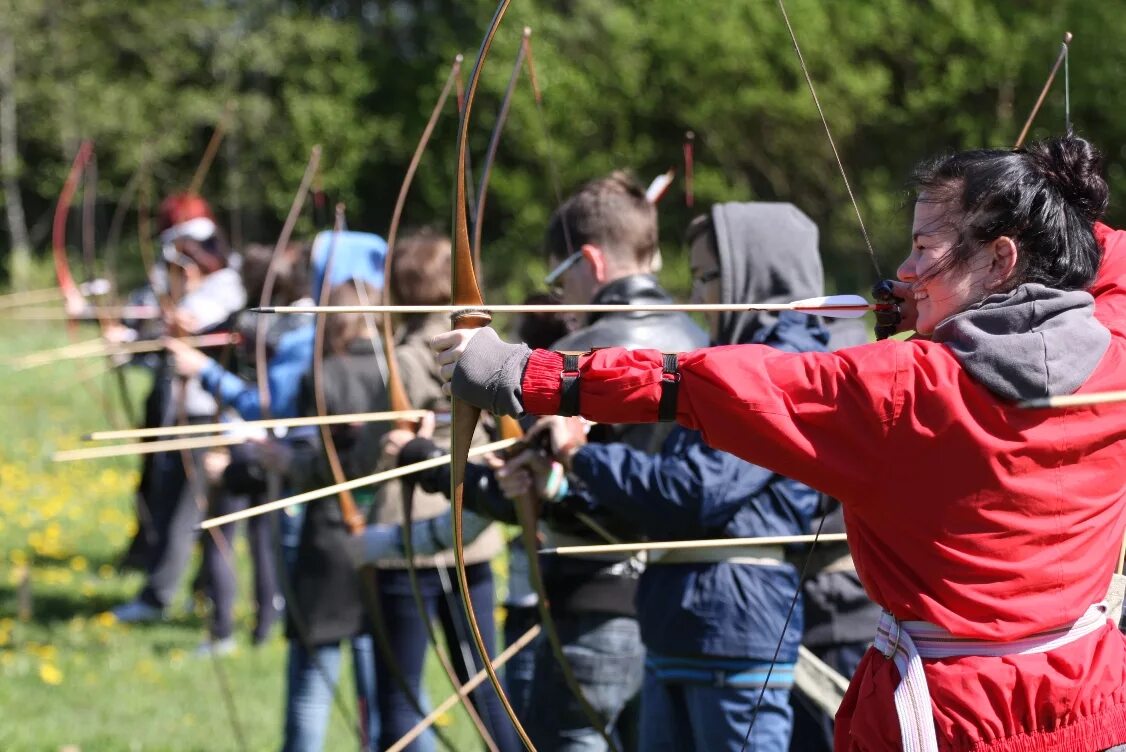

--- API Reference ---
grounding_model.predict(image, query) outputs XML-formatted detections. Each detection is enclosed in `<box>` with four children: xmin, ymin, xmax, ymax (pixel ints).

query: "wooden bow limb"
<box><xmin>83</xmin><ymin>409</ymin><xmax>430</xmax><ymax>442</ymax></box>
<box><xmin>386</xmin><ymin>623</ymin><xmax>544</xmax><ymax>752</ymax></box>
<box><xmin>8</xmin><ymin>332</ymin><xmax>238</xmax><ymax>370</ymax></box>
<box><xmin>140</xmin><ymin>157</ymin><xmax>249</xmax><ymax>752</ymax></box>
<box><xmin>479</xmin><ymin>30</ymin><xmax>632</xmax><ymax>725</ymax></box>
<box><xmin>540</xmin><ymin>532</ymin><xmax>849</xmax><ymax>556</ymax></box>
<box><xmin>378</xmin><ymin>52</ymin><xmax>501</xmax><ymax>751</ymax></box>
<box><xmin>471</xmin><ymin>29</ymin><xmax>529</xmax><ymax>273</ymax></box>
<box><xmin>255</xmin><ymin>145</ymin><xmax>321</xmax><ymax>419</ymax></box>
<box><xmin>1018</xmin><ymin>390</ymin><xmax>1126</xmax><ymax>409</ymax></box>
<box><xmin>53</xmin><ymin>434</ymin><xmax>246</xmax><ymax>462</ymax></box>
<box><xmin>257</xmin><ymin>294</ymin><xmax>885</xmax><ymax>318</ymax></box>
<box><xmin>53</xmin><ymin>140</ymin><xmax>122</xmax><ymax>426</ymax></box>
<box><xmin>197</xmin><ymin>438</ymin><xmax>518</xmax><ymax>531</ymax></box>
<box><xmin>509</xmin><ymin>434</ymin><xmax>624</xmax><ymax>752</ymax></box>
<box><xmin>1014</xmin><ymin>32</ymin><xmax>1074</xmax><ymax>149</ymax></box>
<box><xmin>794</xmin><ymin>645</ymin><xmax>850</xmax><ymax>717</ymax></box>
<box><xmin>448</xmin><ymin>3</ymin><xmax>545</xmax><ymax>749</ymax></box>
<box><xmin>188</xmin><ymin>99</ymin><xmax>236</xmax><ymax>196</ymax></box>
<box><xmin>53</xmin><ymin>140</ymin><xmax>94</xmax><ymax>315</ymax></box>
<box><xmin>312</xmin><ymin>206</ymin><xmax>435</xmax><ymax>750</ymax></box>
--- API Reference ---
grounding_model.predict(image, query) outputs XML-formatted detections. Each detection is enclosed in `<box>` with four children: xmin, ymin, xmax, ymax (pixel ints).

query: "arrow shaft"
<box><xmin>258</xmin><ymin>302</ymin><xmax>882</xmax><ymax>315</ymax></box>
<box><xmin>541</xmin><ymin>533</ymin><xmax>848</xmax><ymax>556</ymax></box>
<box><xmin>85</xmin><ymin>409</ymin><xmax>430</xmax><ymax>441</ymax></box>
<box><xmin>197</xmin><ymin>438</ymin><xmax>518</xmax><ymax>530</ymax></box>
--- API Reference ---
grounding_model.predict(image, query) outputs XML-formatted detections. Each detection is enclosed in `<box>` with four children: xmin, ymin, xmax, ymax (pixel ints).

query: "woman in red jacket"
<box><xmin>433</xmin><ymin>134</ymin><xmax>1126</xmax><ymax>752</ymax></box>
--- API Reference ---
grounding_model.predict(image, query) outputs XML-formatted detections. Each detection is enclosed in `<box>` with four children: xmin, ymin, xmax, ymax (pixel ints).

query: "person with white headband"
<box><xmin>112</xmin><ymin>192</ymin><xmax>247</xmax><ymax>633</ymax></box>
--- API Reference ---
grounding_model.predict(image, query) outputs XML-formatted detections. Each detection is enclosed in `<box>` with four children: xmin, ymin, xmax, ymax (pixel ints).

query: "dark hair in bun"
<box><xmin>910</xmin><ymin>134</ymin><xmax>1107</xmax><ymax>291</ymax></box>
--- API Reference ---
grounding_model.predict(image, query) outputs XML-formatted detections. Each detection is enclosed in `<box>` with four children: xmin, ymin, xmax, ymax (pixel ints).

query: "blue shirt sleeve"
<box><xmin>199</xmin><ymin>359</ymin><xmax>263</xmax><ymax>419</ymax></box>
<box><xmin>570</xmin><ymin>430</ymin><xmax>775</xmax><ymax>540</ymax></box>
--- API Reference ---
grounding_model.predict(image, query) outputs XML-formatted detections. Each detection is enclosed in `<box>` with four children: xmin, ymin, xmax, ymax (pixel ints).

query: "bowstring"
<box><xmin>739</xmin><ymin>4</ymin><xmax>874</xmax><ymax>749</ymax></box>
<box><xmin>1063</xmin><ymin>40</ymin><xmax>1071</xmax><ymax>133</ymax></box>
<box><xmin>776</xmin><ymin>0</ymin><xmax>882</xmax><ymax>279</ymax></box>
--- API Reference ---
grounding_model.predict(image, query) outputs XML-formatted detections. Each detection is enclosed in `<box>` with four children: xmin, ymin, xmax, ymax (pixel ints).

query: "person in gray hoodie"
<box><xmin>506</xmin><ymin>202</ymin><xmax>831</xmax><ymax>751</ymax></box>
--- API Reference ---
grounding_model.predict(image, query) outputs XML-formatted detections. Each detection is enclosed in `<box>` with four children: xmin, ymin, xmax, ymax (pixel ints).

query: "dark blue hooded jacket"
<box><xmin>567</xmin><ymin>203</ymin><xmax>829</xmax><ymax>662</ymax></box>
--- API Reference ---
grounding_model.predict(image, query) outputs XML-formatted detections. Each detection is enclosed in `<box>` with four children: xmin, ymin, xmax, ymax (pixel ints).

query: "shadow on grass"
<box><xmin>0</xmin><ymin>583</ymin><xmax>207</xmax><ymax>632</ymax></box>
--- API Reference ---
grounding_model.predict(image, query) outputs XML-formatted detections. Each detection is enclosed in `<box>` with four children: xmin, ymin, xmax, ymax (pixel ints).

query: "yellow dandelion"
<box><xmin>93</xmin><ymin>612</ymin><xmax>117</xmax><ymax>628</ymax></box>
<box><xmin>434</xmin><ymin>711</ymin><xmax>453</xmax><ymax>728</ymax></box>
<box><xmin>9</xmin><ymin>550</ymin><xmax>27</xmax><ymax>567</ymax></box>
<box><xmin>38</xmin><ymin>662</ymin><xmax>63</xmax><ymax>685</ymax></box>
<box><xmin>98</xmin><ymin>564</ymin><xmax>114</xmax><ymax>579</ymax></box>
<box><xmin>69</xmin><ymin>556</ymin><xmax>87</xmax><ymax>572</ymax></box>
<box><xmin>29</xmin><ymin>643</ymin><xmax>57</xmax><ymax>660</ymax></box>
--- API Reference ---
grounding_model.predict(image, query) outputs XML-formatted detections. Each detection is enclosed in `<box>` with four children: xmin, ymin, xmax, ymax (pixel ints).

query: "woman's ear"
<box><xmin>985</xmin><ymin>236</ymin><xmax>1019</xmax><ymax>290</ymax></box>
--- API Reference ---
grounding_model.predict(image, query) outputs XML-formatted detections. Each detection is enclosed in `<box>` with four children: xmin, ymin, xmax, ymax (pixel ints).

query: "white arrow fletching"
<box><xmin>645</xmin><ymin>169</ymin><xmax>676</xmax><ymax>204</ymax></box>
<box><xmin>788</xmin><ymin>294</ymin><xmax>871</xmax><ymax>318</ymax></box>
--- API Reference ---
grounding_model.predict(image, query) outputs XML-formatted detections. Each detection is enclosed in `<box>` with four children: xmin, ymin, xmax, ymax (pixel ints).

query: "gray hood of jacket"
<box><xmin>933</xmin><ymin>283</ymin><xmax>1109</xmax><ymax>401</ymax></box>
<box><xmin>712</xmin><ymin>202</ymin><xmax>824</xmax><ymax>344</ymax></box>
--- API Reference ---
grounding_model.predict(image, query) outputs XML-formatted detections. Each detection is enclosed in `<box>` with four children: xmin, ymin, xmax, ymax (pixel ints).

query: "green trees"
<box><xmin>2</xmin><ymin>0</ymin><xmax>1119</xmax><ymax>295</ymax></box>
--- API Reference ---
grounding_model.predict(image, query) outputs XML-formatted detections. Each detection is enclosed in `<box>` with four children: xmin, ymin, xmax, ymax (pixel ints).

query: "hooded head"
<box><xmin>690</xmin><ymin>202</ymin><xmax>824</xmax><ymax>345</ymax></box>
<box><xmin>309</xmin><ymin>230</ymin><xmax>388</xmax><ymax>299</ymax></box>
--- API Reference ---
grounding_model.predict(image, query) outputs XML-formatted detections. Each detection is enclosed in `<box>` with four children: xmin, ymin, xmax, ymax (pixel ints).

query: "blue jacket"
<box><xmin>568</xmin><ymin>312</ymin><xmax>827</xmax><ymax>661</ymax></box>
<box><xmin>200</xmin><ymin>321</ymin><xmax>314</xmax><ymax>419</ymax></box>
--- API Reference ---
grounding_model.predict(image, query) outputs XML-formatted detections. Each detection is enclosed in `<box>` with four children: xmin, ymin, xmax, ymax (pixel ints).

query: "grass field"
<box><xmin>0</xmin><ymin>324</ymin><xmax>481</xmax><ymax>751</ymax></box>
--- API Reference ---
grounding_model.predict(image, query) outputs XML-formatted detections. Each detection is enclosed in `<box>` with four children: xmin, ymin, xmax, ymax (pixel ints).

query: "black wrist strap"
<box><xmin>559</xmin><ymin>353</ymin><xmax>582</xmax><ymax>417</ymax></box>
<box><xmin>658</xmin><ymin>353</ymin><xmax>680</xmax><ymax>422</ymax></box>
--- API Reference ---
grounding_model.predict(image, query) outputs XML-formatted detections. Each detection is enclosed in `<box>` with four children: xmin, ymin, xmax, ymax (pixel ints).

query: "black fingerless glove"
<box><xmin>398</xmin><ymin>437</ymin><xmax>451</xmax><ymax>495</ymax></box>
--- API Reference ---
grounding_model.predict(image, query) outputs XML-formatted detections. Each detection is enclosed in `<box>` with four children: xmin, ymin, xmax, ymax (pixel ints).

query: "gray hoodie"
<box><xmin>711</xmin><ymin>201</ymin><xmax>825</xmax><ymax>345</ymax></box>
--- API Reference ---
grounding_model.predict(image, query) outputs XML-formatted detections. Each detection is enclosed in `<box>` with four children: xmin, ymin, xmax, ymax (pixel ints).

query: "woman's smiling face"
<box><xmin>896</xmin><ymin>198</ymin><xmax>1001</xmax><ymax>335</ymax></box>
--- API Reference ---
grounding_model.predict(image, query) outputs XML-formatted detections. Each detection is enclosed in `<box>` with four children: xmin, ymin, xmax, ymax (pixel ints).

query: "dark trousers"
<box><xmin>502</xmin><ymin>605</ymin><xmax>541</xmax><ymax>724</ymax></box>
<box><xmin>524</xmin><ymin>611</ymin><xmax>644</xmax><ymax>752</ymax></box>
<box><xmin>373</xmin><ymin>563</ymin><xmax>520</xmax><ymax>752</ymax></box>
<box><xmin>140</xmin><ymin>448</ymin><xmax>212</xmax><ymax>608</ymax></box>
<box><xmin>201</xmin><ymin>493</ymin><xmax>280</xmax><ymax>641</ymax></box>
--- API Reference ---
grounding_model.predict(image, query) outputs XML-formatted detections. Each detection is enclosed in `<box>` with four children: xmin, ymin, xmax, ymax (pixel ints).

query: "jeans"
<box><xmin>282</xmin><ymin>635</ymin><xmax>379</xmax><ymax>752</ymax></box>
<box><xmin>640</xmin><ymin>661</ymin><xmax>792</xmax><ymax>752</ymax></box>
<box><xmin>524</xmin><ymin>612</ymin><xmax>644</xmax><ymax>752</ymax></box>
<box><xmin>374</xmin><ymin>563</ymin><xmax>520</xmax><ymax>752</ymax></box>
<box><xmin>503</xmin><ymin>605</ymin><xmax>541</xmax><ymax>724</ymax></box>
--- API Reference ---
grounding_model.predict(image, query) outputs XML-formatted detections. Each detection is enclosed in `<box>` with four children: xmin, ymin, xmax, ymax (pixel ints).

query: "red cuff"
<box><xmin>522</xmin><ymin>349</ymin><xmax>565</xmax><ymax>415</ymax></box>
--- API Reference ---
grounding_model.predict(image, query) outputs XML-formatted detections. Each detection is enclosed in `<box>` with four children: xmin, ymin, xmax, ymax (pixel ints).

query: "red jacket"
<box><xmin>521</xmin><ymin>228</ymin><xmax>1126</xmax><ymax>752</ymax></box>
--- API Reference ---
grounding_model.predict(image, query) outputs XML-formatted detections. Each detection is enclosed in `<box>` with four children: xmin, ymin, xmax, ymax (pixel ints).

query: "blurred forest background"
<box><xmin>1</xmin><ymin>0</ymin><xmax>1122</xmax><ymax>299</ymax></box>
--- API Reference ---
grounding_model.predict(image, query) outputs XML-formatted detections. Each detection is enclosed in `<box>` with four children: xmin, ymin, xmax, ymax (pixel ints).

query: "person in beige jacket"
<box><xmin>370</xmin><ymin>228</ymin><xmax>518</xmax><ymax>752</ymax></box>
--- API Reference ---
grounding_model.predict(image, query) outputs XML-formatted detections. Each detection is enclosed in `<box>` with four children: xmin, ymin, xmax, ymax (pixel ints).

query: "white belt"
<box><xmin>649</xmin><ymin>545</ymin><xmax>785</xmax><ymax>566</ymax></box>
<box><xmin>873</xmin><ymin>602</ymin><xmax>1110</xmax><ymax>752</ymax></box>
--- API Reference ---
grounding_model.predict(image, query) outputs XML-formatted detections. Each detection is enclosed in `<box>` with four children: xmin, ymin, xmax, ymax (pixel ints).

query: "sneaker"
<box><xmin>111</xmin><ymin>599</ymin><xmax>166</xmax><ymax>623</ymax></box>
<box><xmin>194</xmin><ymin>636</ymin><xmax>237</xmax><ymax>657</ymax></box>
